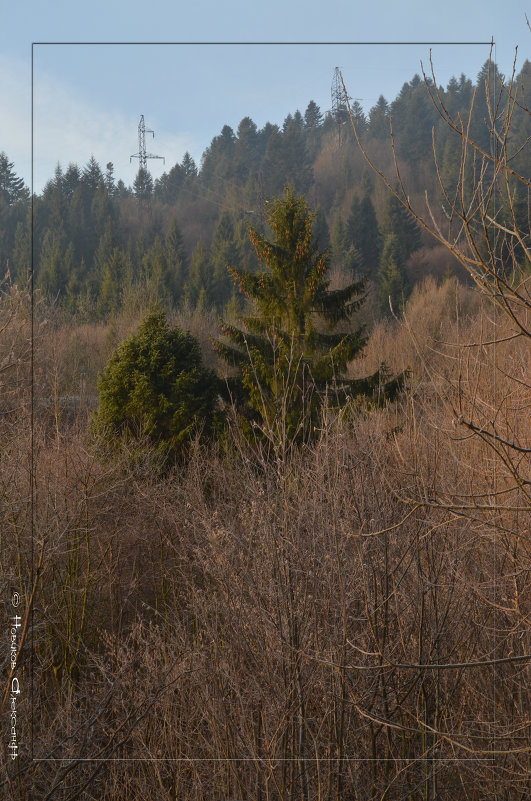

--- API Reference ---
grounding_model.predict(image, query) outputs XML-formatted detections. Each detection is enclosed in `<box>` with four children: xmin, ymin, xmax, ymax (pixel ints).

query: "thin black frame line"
<box><xmin>32</xmin><ymin>40</ymin><xmax>493</xmax><ymax>46</ymax></box>
<box><xmin>30</xmin><ymin>41</ymin><xmax>35</xmax><ymax>766</ymax></box>
<box><xmin>29</xmin><ymin>37</ymin><xmax>498</xmax><ymax>768</ymax></box>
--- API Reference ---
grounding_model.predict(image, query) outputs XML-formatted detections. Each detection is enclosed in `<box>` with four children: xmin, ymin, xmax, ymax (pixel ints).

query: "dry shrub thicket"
<box><xmin>1</xmin><ymin>57</ymin><xmax>529</xmax><ymax>801</ymax></box>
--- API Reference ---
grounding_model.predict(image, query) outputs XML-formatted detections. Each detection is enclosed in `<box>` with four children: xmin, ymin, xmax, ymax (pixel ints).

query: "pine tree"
<box><xmin>214</xmin><ymin>187</ymin><xmax>401</xmax><ymax>445</ymax></box>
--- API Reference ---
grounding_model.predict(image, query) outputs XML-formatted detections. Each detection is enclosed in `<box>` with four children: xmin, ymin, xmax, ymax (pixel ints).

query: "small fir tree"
<box><xmin>214</xmin><ymin>187</ymin><xmax>402</xmax><ymax>445</ymax></box>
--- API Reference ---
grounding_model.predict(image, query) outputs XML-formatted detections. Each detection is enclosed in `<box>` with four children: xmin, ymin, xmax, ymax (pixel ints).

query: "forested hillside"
<box><xmin>2</xmin><ymin>59</ymin><xmax>529</xmax><ymax>321</ymax></box>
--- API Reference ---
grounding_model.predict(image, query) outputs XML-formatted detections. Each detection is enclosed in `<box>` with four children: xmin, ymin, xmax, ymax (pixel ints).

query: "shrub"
<box><xmin>92</xmin><ymin>310</ymin><xmax>221</xmax><ymax>462</ymax></box>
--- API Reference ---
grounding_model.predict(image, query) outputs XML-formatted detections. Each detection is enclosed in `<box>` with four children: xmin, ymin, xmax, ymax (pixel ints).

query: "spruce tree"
<box><xmin>215</xmin><ymin>187</ymin><xmax>401</xmax><ymax>445</ymax></box>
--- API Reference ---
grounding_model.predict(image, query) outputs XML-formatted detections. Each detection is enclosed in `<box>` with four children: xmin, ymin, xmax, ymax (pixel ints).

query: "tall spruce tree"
<box><xmin>215</xmin><ymin>187</ymin><xmax>402</xmax><ymax>445</ymax></box>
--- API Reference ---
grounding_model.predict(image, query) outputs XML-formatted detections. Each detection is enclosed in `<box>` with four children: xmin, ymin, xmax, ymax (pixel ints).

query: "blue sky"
<box><xmin>1</xmin><ymin>0</ymin><xmax>528</xmax><ymax>193</ymax></box>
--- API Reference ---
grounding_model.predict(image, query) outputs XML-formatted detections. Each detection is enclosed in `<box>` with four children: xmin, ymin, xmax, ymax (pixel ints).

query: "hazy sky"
<box><xmin>1</xmin><ymin>0</ymin><xmax>528</xmax><ymax>193</ymax></box>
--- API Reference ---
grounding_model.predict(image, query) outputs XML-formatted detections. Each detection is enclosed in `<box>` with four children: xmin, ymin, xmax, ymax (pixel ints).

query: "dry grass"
<box><xmin>1</xmin><ymin>279</ymin><xmax>529</xmax><ymax>800</ymax></box>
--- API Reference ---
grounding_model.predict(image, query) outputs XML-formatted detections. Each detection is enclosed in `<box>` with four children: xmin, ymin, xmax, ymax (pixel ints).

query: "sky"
<box><xmin>1</xmin><ymin>0</ymin><xmax>529</xmax><ymax>194</ymax></box>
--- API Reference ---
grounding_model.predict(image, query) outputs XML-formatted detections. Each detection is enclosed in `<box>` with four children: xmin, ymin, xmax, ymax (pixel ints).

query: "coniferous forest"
<box><xmin>1</xmin><ymin>57</ymin><xmax>530</xmax><ymax>800</ymax></box>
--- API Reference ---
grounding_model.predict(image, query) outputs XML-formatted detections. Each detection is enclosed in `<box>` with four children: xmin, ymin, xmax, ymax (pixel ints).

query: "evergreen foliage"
<box><xmin>92</xmin><ymin>311</ymin><xmax>221</xmax><ymax>461</ymax></box>
<box><xmin>214</xmin><ymin>187</ymin><xmax>402</xmax><ymax>444</ymax></box>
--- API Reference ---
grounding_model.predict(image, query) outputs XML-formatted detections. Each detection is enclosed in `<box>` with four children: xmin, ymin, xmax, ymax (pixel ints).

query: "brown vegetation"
<box><xmin>1</xmin><ymin>269</ymin><xmax>529</xmax><ymax>799</ymax></box>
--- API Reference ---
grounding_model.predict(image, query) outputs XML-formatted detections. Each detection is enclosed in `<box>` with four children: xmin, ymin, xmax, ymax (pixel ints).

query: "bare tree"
<box><xmin>341</xmin><ymin>42</ymin><xmax>530</xmax><ymax>529</ymax></box>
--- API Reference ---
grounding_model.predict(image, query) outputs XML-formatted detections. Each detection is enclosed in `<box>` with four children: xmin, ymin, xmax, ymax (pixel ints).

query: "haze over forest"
<box><xmin>1</xmin><ymin>58</ymin><xmax>528</xmax><ymax>323</ymax></box>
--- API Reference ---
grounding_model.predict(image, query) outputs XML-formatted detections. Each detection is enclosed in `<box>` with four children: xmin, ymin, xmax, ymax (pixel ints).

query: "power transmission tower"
<box><xmin>130</xmin><ymin>115</ymin><xmax>165</xmax><ymax>169</ymax></box>
<box><xmin>331</xmin><ymin>67</ymin><xmax>351</xmax><ymax>147</ymax></box>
